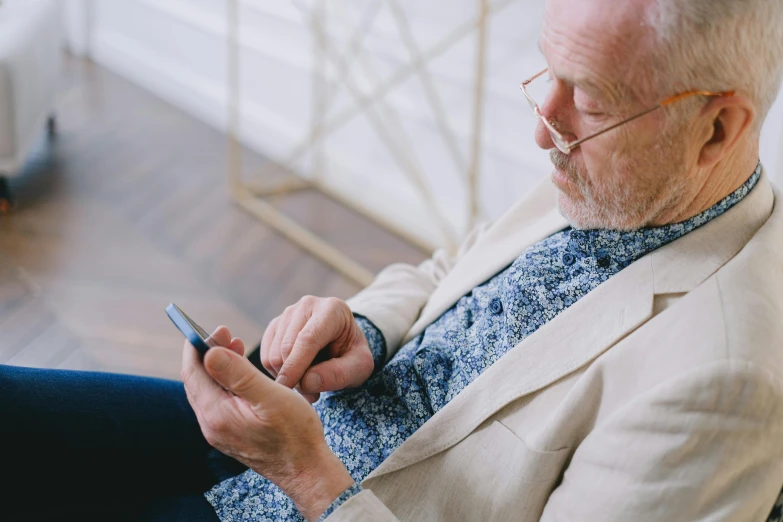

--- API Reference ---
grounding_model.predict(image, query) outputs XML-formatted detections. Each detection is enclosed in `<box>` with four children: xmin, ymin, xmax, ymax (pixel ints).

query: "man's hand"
<box><xmin>260</xmin><ymin>296</ymin><xmax>375</xmax><ymax>403</ymax></box>
<box><xmin>182</xmin><ymin>327</ymin><xmax>354</xmax><ymax>522</ymax></box>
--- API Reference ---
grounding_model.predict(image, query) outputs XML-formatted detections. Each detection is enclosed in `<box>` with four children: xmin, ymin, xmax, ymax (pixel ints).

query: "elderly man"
<box><xmin>3</xmin><ymin>0</ymin><xmax>783</xmax><ymax>520</ymax></box>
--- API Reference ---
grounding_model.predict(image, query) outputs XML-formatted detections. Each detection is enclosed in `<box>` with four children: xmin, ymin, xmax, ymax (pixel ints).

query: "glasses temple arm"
<box><xmin>567</xmin><ymin>105</ymin><xmax>662</xmax><ymax>150</ymax></box>
<box><xmin>522</xmin><ymin>68</ymin><xmax>549</xmax><ymax>87</ymax></box>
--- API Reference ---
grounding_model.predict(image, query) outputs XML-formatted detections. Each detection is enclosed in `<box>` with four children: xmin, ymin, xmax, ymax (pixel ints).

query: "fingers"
<box><xmin>259</xmin><ymin>318</ymin><xmax>279</xmax><ymax>377</ymax></box>
<box><xmin>277</xmin><ymin>309</ymin><xmax>312</xmax><ymax>368</ymax></box>
<box><xmin>276</xmin><ymin>311</ymin><xmax>342</xmax><ymax>388</ymax></box>
<box><xmin>208</xmin><ymin>326</ymin><xmax>233</xmax><ymax>348</ymax></box>
<box><xmin>181</xmin><ymin>326</ymin><xmax>233</xmax><ymax>405</ymax></box>
<box><xmin>262</xmin><ymin>297</ymin><xmax>320</xmax><ymax>381</ymax></box>
<box><xmin>228</xmin><ymin>337</ymin><xmax>245</xmax><ymax>357</ymax></box>
<box><xmin>302</xmin><ymin>392</ymin><xmax>320</xmax><ymax>404</ymax></box>
<box><xmin>295</xmin><ymin>384</ymin><xmax>321</xmax><ymax>404</ymax></box>
<box><xmin>299</xmin><ymin>345</ymin><xmax>374</xmax><ymax>393</ymax></box>
<box><xmin>262</xmin><ymin>296</ymin><xmax>353</xmax><ymax>391</ymax></box>
<box><xmin>269</xmin><ymin>309</ymin><xmax>292</xmax><ymax>374</ymax></box>
<box><xmin>204</xmin><ymin>346</ymin><xmax>271</xmax><ymax>406</ymax></box>
<box><xmin>269</xmin><ymin>306</ymin><xmax>306</xmax><ymax>376</ymax></box>
<box><xmin>205</xmin><ymin>327</ymin><xmax>243</xmax><ymax>356</ymax></box>
<box><xmin>181</xmin><ymin>340</ymin><xmax>227</xmax><ymax>418</ymax></box>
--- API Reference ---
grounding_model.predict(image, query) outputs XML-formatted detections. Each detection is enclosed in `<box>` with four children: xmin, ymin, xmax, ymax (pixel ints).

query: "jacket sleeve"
<box><xmin>540</xmin><ymin>360</ymin><xmax>783</xmax><ymax>522</ymax></box>
<box><xmin>345</xmin><ymin>222</ymin><xmax>491</xmax><ymax>363</ymax></box>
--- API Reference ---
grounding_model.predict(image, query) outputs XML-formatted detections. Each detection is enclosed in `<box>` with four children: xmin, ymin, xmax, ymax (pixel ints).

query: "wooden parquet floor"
<box><xmin>0</xmin><ymin>56</ymin><xmax>427</xmax><ymax>380</ymax></box>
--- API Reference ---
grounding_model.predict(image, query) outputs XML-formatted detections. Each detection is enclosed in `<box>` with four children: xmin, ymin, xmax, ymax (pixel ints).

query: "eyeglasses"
<box><xmin>519</xmin><ymin>68</ymin><xmax>736</xmax><ymax>154</ymax></box>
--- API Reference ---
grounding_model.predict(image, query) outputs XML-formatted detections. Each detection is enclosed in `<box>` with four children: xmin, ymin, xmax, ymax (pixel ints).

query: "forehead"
<box><xmin>541</xmin><ymin>0</ymin><xmax>654</xmax><ymax>99</ymax></box>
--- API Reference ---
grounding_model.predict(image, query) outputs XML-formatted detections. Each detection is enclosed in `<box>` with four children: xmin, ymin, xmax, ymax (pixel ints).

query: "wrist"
<box><xmin>285</xmin><ymin>448</ymin><xmax>354</xmax><ymax>522</ymax></box>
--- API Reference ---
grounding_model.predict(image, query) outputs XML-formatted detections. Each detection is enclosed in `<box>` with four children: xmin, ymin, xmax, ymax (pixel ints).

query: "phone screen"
<box><xmin>179</xmin><ymin>307</ymin><xmax>216</xmax><ymax>345</ymax></box>
<box><xmin>167</xmin><ymin>303</ymin><xmax>220</xmax><ymax>352</ymax></box>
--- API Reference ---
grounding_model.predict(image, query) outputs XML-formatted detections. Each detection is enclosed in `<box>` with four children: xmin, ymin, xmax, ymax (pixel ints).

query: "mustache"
<box><xmin>549</xmin><ymin>149</ymin><xmax>577</xmax><ymax>178</ymax></box>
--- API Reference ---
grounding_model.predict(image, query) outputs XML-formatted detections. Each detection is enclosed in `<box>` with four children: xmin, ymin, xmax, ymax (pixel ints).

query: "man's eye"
<box><xmin>579</xmin><ymin>108</ymin><xmax>606</xmax><ymax>118</ymax></box>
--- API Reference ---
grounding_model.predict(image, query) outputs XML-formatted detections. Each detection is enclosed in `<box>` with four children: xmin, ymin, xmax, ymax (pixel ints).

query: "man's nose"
<box><xmin>535</xmin><ymin>117</ymin><xmax>556</xmax><ymax>150</ymax></box>
<box><xmin>533</xmin><ymin>83</ymin><xmax>568</xmax><ymax>150</ymax></box>
<box><xmin>534</xmin><ymin>103</ymin><xmax>578</xmax><ymax>152</ymax></box>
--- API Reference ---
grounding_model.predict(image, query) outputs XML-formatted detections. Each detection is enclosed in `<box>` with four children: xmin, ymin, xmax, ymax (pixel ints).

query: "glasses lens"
<box><xmin>522</xmin><ymin>89</ymin><xmax>538</xmax><ymax>112</ymax></box>
<box><xmin>525</xmin><ymin>74</ymin><xmax>551</xmax><ymax>112</ymax></box>
<box><xmin>553</xmin><ymin>134</ymin><xmax>571</xmax><ymax>154</ymax></box>
<box><xmin>552</xmin><ymin>136</ymin><xmax>571</xmax><ymax>154</ymax></box>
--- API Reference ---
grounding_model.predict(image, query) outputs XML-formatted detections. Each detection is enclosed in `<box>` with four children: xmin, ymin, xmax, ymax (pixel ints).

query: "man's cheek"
<box><xmin>600</xmin><ymin>148</ymin><xmax>634</xmax><ymax>186</ymax></box>
<box><xmin>575</xmin><ymin>150</ymin><xmax>600</xmax><ymax>187</ymax></box>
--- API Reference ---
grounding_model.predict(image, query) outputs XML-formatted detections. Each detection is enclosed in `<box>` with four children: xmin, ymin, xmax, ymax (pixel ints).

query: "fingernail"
<box><xmin>211</xmin><ymin>350</ymin><xmax>230</xmax><ymax>371</ymax></box>
<box><xmin>276</xmin><ymin>375</ymin><xmax>289</xmax><ymax>387</ymax></box>
<box><xmin>304</xmin><ymin>373</ymin><xmax>322</xmax><ymax>391</ymax></box>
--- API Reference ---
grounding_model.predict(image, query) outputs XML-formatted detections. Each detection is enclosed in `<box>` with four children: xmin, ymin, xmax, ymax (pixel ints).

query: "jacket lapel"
<box><xmin>367</xmin><ymin>170</ymin><xmax>775</xmax><ymax>483</ymax></box>
<box><xmin>368</xmin><ymin>254</ymin><xmax>655</xmax><ymax>480</ymax></box>
<box><xmin>651</xmin><ymin>172</ymin><xmax>774</xmax><ymax>294</ymax></box>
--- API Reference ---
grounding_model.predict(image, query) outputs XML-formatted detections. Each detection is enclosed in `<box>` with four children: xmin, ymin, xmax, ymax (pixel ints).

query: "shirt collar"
<box><xmin>566</xmin><ymin>162</ymin><xmax>762</xmax><ymax>269</ymax></box>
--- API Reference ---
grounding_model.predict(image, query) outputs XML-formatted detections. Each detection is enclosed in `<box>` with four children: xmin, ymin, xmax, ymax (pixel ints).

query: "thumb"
<box><xmin>204</xmin><ymin>347</ymin><xmax>270</xmax><ymax>404</ymax></box>
<box><xmin>208</xmin><ymin>326</ymin><xmax>233</xmax><ymax>348</ymax></box>
<box><xmin>300</xmin><ymin>348</ymin><xmax>373</xmax><ymax>393</ymax></box>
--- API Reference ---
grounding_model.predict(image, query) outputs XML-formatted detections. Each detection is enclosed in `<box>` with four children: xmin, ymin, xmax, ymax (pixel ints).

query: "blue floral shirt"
<box><xmin>205</xmin><ymin>164</ymin><xmax>761</xmax><ymax>521</ymax></box>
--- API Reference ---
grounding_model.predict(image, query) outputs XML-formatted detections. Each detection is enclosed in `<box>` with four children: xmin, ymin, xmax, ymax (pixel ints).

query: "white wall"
<box><xmin>65</xmin><ymin>0</ymin><xmax>783</xmax><ymax>250</ymax></box>
<box><xmin>63</xmin><ymin>0</ymin><xmax>92</xmax><ymax>57</ymax></box>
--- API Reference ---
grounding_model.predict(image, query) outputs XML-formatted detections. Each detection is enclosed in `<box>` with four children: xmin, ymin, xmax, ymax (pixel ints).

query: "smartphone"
<box><xmin>166</xmin><ymin>303</ymin><xmax>219</xmax><ymax>355</ymax></box>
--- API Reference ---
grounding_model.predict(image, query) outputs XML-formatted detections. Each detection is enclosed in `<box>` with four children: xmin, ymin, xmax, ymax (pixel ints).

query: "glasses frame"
<box><xmin>520</xmin><ymin>68</ymin><xmax>736</xmax><ymax>154</ymax></box>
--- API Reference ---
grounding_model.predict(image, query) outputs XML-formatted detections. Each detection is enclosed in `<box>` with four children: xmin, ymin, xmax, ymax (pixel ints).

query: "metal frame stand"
<box><xmin>226</xmin><ymin>0</ymin><xmax>512</xmax><ymax>286</ymax></box>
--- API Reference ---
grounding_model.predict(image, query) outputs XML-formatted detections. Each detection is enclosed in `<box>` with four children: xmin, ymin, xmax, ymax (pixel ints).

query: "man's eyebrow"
<box><xmin>536</xmin><ymin>40</ymin><xmax>631</xmax><ymax>104</ymax></box>
<box><xmin>573</xmin><ymin>77</ymin><xmax>606</xmax><ymax>97</ymax></box>
<box><xmin>575</xmin><ymin>74</ymin><xmax>634</xmax><ymax>104</ymax></box>
<box><xmin>547</xmin><ymin>71</ymin><xmax>607</xmax><ymax>100</ymax></box>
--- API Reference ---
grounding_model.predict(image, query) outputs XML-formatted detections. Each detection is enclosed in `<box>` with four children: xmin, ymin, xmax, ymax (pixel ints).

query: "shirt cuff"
<box><xmin>353</xmin><ymin>314</ymin><xmax>387</xmax><ymax>372</ymax></box>
<box><xmin>316</xmin><ymin>482</ymin><xmax>364</xmax><ymax>522</ymax></box>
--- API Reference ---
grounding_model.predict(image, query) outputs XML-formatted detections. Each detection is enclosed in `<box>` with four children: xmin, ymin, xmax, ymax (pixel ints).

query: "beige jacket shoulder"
<box><xmin>336</xmin><ymin>171</ymin><xmax>783</xmax><ymax>522</ymax></box>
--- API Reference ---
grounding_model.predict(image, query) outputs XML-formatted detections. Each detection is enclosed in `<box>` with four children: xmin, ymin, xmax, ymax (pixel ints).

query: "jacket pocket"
<box><xmin>437</xmin><ymin>420</ymin><xmax>570</xmax><ymax>521</ymax></box>
<box><xmin>475</xmin><ymin>420</ymin><xmax>569</xmax><ymax>483</ymax></box>
<box><xmin>365</xmin><ymin>420</ymin><xmax>571</xmax><ymax>522</ymax></box>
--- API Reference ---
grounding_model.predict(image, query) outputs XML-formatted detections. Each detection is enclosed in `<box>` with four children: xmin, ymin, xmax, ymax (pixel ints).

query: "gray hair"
<box><xmin>646</xmin><ymin>0</ymin><xmax>783</xmax><ymax>132</ymax></box>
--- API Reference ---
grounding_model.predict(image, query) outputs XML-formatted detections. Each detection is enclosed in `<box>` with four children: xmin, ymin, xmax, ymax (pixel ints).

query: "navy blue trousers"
<box><xmin>0</xmin><ymin>364</ymin><xmax>247</xmax><ymax>522</ymax></box>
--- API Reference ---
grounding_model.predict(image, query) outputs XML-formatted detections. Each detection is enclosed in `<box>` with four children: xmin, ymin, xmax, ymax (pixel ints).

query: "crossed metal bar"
<box><xmin>227</xmin><ymin>0</ymin><xmax>513</xmax><ymax>286</ymax></box>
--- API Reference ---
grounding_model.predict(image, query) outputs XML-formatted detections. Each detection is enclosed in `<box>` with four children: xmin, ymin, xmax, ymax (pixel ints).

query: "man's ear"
<box><xmin>697</xmin><ymin>94</ymin><xmax>755</xmax><ymax>168</ymax></box>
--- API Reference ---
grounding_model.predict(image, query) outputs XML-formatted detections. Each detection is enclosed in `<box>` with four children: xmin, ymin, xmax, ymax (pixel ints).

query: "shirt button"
<box><xmin>489</xmin><ymin>297</ymin><xmax>504</xmax><ymax>315</ymax></box>
<box><xmin>596</xmin><ymin>256</ymin><xmax>611</xmax><ymax>268</ymax></box>
<box><xmin>562</xmin><ymin>253</ymin><xmax>576</xmax><ymax>266</ymax></box>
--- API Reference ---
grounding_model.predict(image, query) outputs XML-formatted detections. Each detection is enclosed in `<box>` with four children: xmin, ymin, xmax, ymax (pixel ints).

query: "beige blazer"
<box><xmin>331</xmin><ymin>170</ymin><xmax>783</xmax><ymax>522</ymax></box>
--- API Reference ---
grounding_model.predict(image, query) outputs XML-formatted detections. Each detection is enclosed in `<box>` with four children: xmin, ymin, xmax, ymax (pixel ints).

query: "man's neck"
<box><xmin>652</xmin><ymin>146</ymin><xmax>760</xmax><ymax>226</ymax></box>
